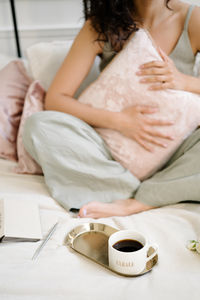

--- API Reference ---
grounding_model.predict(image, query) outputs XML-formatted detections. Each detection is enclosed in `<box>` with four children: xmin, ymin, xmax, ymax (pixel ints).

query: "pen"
<box><xmin>32</xmin><ymin>222</ymin><xmax>58</xmax><ymax>260</ymax></box>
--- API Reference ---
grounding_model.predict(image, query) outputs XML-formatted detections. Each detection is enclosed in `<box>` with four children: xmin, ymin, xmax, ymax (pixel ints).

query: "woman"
<box><xmin>23</xmin><ymin>0</ymin><xmax>200</xmax><ymax>218</ymax></box>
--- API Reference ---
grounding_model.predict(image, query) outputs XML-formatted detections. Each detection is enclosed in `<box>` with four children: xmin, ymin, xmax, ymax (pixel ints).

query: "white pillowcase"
<box><xmin>78</xmin><ymin>29</ymin><xmax>200</xmax><ymax>180</ymax></box>
<box><xmin>26</xmin><ymin>41</ymin><xmax>100</xmax><ymax>98</ymax></box>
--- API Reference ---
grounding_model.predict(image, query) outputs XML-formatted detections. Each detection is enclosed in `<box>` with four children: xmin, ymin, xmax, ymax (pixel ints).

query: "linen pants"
<box><xmin>23</xmin><ymin>111</ymin><xmax>200</xmax><ymax>210</ymax></box>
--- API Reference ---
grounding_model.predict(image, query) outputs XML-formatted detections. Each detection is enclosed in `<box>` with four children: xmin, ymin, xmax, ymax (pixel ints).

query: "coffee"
<box><xmin>109</xmin><ymin>230</ymin><xmax>158</xmax><ymax>275</ymax></box>
<box><xmin>113</xmin><ymin>239</ymin><xmax>143</xmax><ymax>252</ymax></box>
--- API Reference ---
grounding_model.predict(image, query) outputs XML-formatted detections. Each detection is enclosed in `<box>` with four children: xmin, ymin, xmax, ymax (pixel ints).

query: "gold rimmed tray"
<box><xmin>65</xmin><ymin>223</ymin><xmax>158</xmax><ymax>277</ymax></box>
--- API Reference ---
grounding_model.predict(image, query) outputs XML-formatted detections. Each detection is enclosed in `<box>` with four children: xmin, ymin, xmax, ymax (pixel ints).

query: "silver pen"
<box><xmin>32</xmin><ymin>222</ymin><xmax>59</xmax><ymax>260</ymax></box>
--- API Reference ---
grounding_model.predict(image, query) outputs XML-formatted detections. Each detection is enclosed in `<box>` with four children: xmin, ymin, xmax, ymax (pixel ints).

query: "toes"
<box><xmin>78</xmin><ymin>202</ymin><xmax>109</xmax><ymax>219</ymax></box>
<box><xmin>78</xmin><ymin>207</ymin><xmax>88</xmax><ymax>218</ymax></box>
<box><xmin>78</xmin><ymin>209</ymin><xmax>99</xmax><ymax>219</ymax></box>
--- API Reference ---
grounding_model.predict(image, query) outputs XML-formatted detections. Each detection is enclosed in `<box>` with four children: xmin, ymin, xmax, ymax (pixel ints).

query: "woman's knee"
<box><xmin>23</xmin><ymin>111</ymin><xmax>71</xmax><ymax>138</ymax></box>
<box><xmin>22</xmin><ymin>110</ymin><xmax>90</xmax><ymax>148</ymax></box>
<box><xmin>23</xmin><ymin>111</ymin><xmax>47</xmax><ymax>141</ymax></box>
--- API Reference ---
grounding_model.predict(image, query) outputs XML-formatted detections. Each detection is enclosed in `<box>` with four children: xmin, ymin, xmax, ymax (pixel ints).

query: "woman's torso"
<box><xmin>99</xmin><ymin>4</ymin><xmax>197</xmax><ymax>76</ymax></box>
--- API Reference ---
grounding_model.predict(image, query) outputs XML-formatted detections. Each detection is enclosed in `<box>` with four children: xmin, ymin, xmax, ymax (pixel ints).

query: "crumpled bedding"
<box><xmin>0</xmin><ymin>158</ymin><xmax>200</xmax><ymax>300</ymax></box>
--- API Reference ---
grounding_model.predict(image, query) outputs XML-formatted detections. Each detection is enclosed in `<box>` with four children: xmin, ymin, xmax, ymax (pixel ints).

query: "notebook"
<box><xmin>0</xmin><ymin>198</ymin><xmax>42</xmax><ymax>242</ymax></box>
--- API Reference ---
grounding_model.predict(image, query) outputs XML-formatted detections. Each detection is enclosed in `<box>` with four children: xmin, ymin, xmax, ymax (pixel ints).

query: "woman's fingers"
<box><xmin>145</xmin><ymin>117</ymin><xmax>174</xmax><ymax>126</ymax></box>
<box><xmin>142</xmin><ymin>117</ymin><xmax>175</xmax><ymax>142</ymax></box>
<box><xmin>136</xmin><ymin>127</ymin><xmax>174</xmax><ymax>151</ymax></box>
<box><xmin>136</xmin><ymin>137</ymin><xmax>154</xmax><ymax>152</ymax></box>
<box><xmin>140</xmin><ymin>75</ymin><xmax>169</xmax><ymax>83</ymax></box>
<box><xmin>136</xmin><ymin>105</ymin><xmax>158</xmax><ymax>114</ymax></box>
<box><xmin>143</xmin><ymin>126</ymin><xmax>174</xmax><ymax>140</ymax></box>
<box><xmin>137</xmin><ymin>66</ymin><xmax>169</xmax><ymax>76</ymax></box>
<box><xmin>139</xmin><ymin>132</ymin><xmax>168</xmax><ymax>148</ymax></box>
<box><xmin>139</xmin><ymin>60</ymin><xmax>166</xmax><ymax>69</ymax></box>
<box><xmin>137</xmin><ymin>51</ymin><xmax>174</xmax><ymax>91</ymax></box>
<box><xmin>149</xmin><ymin>81</ymin><xmax>174</xmax><ymax>90</ymax></box>
<box><xmin>137</xmin><ymin>49</ymin><xmax>186</xmax><ymax>91</ymax></box>
<box><xmin>136</xmin><ymin>132</ymin><xmax>169</xmax><ymax>152</ymax></box>
<box><xmin>120</xmin><ymin>105</ymin><xmax>175</xmax><ymax>151</ymax></box>
<box><xmin>157</xmin><ymin>47</ymin><xmax>171</xmax><ymax>63</ymax></box>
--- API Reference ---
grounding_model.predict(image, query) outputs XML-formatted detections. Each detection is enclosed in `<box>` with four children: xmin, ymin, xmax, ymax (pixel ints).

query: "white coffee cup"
<box><xmin>108</xmin><ymin>230</ymin><xmax>158</xmax><ymax>275</ymax></box>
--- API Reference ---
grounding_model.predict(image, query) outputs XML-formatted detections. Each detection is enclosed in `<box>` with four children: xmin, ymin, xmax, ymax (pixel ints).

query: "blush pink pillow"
<box><xmin>0</xmin><ymin>60</ymin><xmax>32</xmax><ymax>161</ymax></box>
<box><xmin>14</xmin><ymin>80</ymin><xmax>45</xmax><ymax>174</ymax></box>
<box><xmin>78</xmin><ymin>29</ymin><xmax>200</xmax><ymax>180</ymax></box>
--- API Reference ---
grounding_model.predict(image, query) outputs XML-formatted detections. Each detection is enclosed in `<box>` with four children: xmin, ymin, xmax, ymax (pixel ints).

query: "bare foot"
<box><xmin>78</xmin><ymin>199</ymin><xmax>155</xmax><ymax>219</ymax></box>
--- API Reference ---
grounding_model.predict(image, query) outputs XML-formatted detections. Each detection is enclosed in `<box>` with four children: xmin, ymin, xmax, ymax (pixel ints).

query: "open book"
<box><xmin>0</xmin><ymin>198</ymin><xmax>42</xmax><ymax>242</ymax></box>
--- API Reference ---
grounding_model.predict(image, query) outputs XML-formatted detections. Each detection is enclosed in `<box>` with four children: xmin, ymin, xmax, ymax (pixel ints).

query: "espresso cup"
<box><xmin>108</xmin><ymin>230</ymin><xmax>158</xmax><ymax>275</ymax></box>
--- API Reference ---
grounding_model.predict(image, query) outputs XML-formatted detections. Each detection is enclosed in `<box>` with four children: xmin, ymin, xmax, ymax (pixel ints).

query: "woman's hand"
<box><xmin>136</xmin><ymin>47</ymin><xmax>188</xmax><ymax>91</ymax></box>
<box><xmin>117</xmin><ymin>105</ymin><xmax>174</xmax><ymax>152</ymax></box>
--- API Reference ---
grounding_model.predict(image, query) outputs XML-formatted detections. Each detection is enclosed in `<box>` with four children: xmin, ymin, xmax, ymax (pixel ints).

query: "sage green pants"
<box><xmin>23</xmin><ymin>111</ymin><xmax>200</xmax><ymax>210</ymax></box>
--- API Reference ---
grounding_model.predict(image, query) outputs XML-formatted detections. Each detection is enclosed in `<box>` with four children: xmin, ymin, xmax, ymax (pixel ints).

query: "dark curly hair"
<box><xmin>83</xmin><ymin>0</ymin><xmax>171</xmax><ymax>51</ymax></box>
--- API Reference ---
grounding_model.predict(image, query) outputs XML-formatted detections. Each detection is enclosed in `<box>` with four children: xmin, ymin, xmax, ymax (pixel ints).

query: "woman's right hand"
<box><xmin>116</xmin><ymin>105</ymin><xmax>174</xmax><ymax>152</ymax></box>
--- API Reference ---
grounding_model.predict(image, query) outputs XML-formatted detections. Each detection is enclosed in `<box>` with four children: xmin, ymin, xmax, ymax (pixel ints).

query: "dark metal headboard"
<box><xmin>9</xmin><ymin>0</ymin><xmax>21</xmax><ymax>57</ymax></box>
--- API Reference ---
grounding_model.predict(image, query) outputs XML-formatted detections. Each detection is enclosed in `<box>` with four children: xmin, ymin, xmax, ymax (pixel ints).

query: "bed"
<box><xmin>0</xmin><ymin>157</ymin><xmax>200</xmax><ymax>300</ymax></box>
<box><xmin>1</xmin><ymin>15</ymin><xmax>200</xmax><ymax>300</ymax></box>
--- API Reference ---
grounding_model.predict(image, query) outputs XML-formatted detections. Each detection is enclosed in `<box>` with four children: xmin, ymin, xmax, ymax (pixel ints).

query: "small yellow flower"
<box><xmin>186</xmin><ymin>240</ymin><xmax>197</xmax><ymax>251</ymax></box>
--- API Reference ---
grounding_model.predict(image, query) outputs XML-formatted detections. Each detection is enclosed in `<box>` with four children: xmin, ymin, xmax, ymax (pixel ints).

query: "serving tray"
<box><xmin>65</xmin><ymin>223</ymin><xmax>158</xmax><ymax>277</ymax></box>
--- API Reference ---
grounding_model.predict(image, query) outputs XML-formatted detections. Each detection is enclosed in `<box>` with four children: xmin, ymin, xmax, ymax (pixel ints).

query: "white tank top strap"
<box><xmin>184</xmin><ymin>5</ymin><xmax>195</xmax><ymax>31</ymax></box>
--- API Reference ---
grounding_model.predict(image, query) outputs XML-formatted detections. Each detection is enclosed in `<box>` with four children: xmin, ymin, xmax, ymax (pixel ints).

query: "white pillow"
<box><xmin>78</xmin><ymin>29</ymin><xmax>200</xmax><ymax>180</ymax></box>
<box><xmin>26</xmin><ymin>41</ymin><xmax>100</xmax><ymax>98</ymax></box>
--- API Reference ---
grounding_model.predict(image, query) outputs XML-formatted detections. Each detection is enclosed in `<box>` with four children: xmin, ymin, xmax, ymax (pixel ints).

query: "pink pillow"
<box><xmin>78</xmin><ymin>29</ymin><xmax>200</xmax><ymax>180</ymax></box>
<box><xmin>0</xmin><ymin>60</ymin><xmax>32</xmax><ymax>161</ymax></box>
<box><xmin>14</xmin><ymin>80</ymin><xmax>45</xmax><ymax>174</ymax></box>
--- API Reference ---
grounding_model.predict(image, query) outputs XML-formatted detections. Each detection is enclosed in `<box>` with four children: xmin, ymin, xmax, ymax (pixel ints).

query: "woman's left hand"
<box><xmin>136</xmin><ymin>47</ymin><xmax>188</xmax><ymax>91</ymax></box>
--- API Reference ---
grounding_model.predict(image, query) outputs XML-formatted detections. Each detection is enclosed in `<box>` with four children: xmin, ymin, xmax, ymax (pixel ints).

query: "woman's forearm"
<box><xmin>45</xmin><ymin>93</ymin><xmax>121</xmax><ymax>130</ymax></box>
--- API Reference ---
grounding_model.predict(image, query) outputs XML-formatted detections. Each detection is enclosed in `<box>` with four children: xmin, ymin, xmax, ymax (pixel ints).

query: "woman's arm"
<box><xmin>45</xmin><ymin>20</ymin><xmax>174</xmax><ymax>152</ymax></box>
<box><xmin>45</xmin><ymin>20</ymin><xmax>120</xmax><ymax>130</ymax></box>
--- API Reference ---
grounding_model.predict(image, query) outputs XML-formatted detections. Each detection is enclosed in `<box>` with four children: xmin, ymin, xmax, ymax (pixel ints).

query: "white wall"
<box><xmin>0</xmin><ymin>0</ymin><xmax>83</xmax><ymax>57</ymax></box>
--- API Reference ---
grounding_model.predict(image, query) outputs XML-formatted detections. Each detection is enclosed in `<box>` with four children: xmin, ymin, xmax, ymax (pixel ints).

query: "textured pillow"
<box><xmin>0</xmin><ymin>60</ymin><xmax>32</xmax><ymax>161</ymax></box>
<box><xmin>78</xmin><ymin>29</ymin><xmax>200</xmax><ymax>180</ymax></box>
<box><xmin>14</xmin><ymin>80</ymin><xmax>45</xmax><ymax>174</ymax></box>
<box><xmin>26</xmin><ymin>40</ymin><xmax>100</xmax><ymax>98</ymax></box>
<box><xmin>0</xmin><ymin>54</ymin><xmax>16</xmax><ymax>70</ymax></box>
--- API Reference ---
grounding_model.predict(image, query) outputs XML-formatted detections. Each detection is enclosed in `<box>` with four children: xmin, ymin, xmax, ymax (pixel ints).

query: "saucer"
<box><xmin>65</xmin><ymin>223</ymin><xmax>158</xmax><ymax>277</ymax></box>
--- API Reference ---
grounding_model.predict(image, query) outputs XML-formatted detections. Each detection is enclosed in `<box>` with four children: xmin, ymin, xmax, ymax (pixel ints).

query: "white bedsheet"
<box><xmin>0</xmin><ymin>158</ymin><xmax>200</xmax><ymax>300</ymax></box>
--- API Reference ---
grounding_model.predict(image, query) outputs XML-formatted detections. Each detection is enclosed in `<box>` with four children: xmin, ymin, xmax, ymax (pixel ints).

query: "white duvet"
<box><xmin>0</xmin><ymin>158</ymin><xmax>200</xmax><ymax>300</ymax></box>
